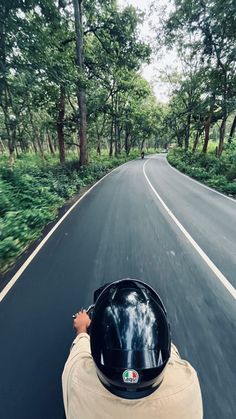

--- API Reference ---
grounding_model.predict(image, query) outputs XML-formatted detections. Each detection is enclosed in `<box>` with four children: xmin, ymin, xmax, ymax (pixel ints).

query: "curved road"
<box><xmin>0</xmin><ymin>155</ymin><xmax>235</xmax><ymax>419</ymax></box>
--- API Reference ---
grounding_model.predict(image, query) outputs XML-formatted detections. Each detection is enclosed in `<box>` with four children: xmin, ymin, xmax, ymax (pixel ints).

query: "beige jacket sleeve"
<box><xmin>62</xmin><ymin>333</ymin><xmax>91</xmax><ymax>417</ymax></box>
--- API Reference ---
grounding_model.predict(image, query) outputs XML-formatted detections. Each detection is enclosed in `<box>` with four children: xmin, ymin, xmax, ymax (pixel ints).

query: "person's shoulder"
<box><xmin>150</xmin><ymin>346</ymin><xmax>203</xmax><ymax>418</ymax></box>
<box><xmin>152</xmin><ymin>344</ymin><xmax>200</xmax><ymax>399</ymax></box>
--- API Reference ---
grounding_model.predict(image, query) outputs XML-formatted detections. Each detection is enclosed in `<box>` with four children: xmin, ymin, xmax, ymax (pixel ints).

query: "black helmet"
<box><xmin>90</xmin><ymin>279</ymin><xmax>171</xmax><ymax>399</ymax></box>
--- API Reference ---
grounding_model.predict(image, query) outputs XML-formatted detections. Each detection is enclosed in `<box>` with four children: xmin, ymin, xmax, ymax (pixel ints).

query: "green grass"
<box><xmin>167</xmin><ymin>144</ymin><xmax>236</xmax><ymax>196</ymax></box>
<box><xmin>0</xmin><ymin>150</ymin><xmax>140</xmax><ymax>273</ymax></box>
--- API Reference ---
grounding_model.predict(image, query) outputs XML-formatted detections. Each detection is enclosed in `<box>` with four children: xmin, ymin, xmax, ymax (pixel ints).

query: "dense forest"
<box><xmin>159</xmin><ymin>0</ymin><xmax>236</xmax><ymax>194</ymax></box>
<box><xmin>0</xmin><ymin>0</ymin><xmax>167</xmax><ymax>165</ymax></box>
<box><xmin>160</xmin><ymin>0</ymin><xmax>236</xmax><ymax>154</ymax></box>
<box><xmin>1</xmin><ymin>0</ymin><xmax>235</xmax><ymax>162</ymax></box>
<box><xmin>0</xmin><ymin>0</ymin><xmax>236</xmax><ymax>272</ymax></box>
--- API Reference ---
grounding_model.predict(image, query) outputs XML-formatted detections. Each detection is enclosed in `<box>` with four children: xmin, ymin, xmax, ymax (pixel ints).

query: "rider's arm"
<box><xmin>62</xmin><ymin>312</ymin><xmax>92</xmax><ymax>417</ymax></box>
<box><xmin>63</xmin><ymin>309</ymin><xmax>92</xmax><ymax>366</ymax></box>
<box><xmin>66</xmin><ymin>310</ymin><xmax>91</xmax><ymax>360</ymax></box>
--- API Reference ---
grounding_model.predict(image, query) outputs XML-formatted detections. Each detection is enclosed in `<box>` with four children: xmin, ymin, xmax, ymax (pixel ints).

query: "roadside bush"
<box><xmin>168</xmin><ymin>148</ymin><xmax>236</xmax><ymax>197</ymax></box>
<box><xmin>0</xmin><ymin>179</ymin><xmax>13</xmax><ymax>216</ymax></box>
<box><xmin>226</xmin><ymin>166</ymin><xmax>236</xmax><ymax>181</ymax></box>
<box><xmin>0</xmin><ymin>150</ymin><xmax>140</xmax><ymax>273</ymax></box>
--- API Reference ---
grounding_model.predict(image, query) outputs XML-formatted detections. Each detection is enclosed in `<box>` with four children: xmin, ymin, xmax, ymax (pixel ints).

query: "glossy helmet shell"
<box><xmin>90</xmin><ymin>279</ymin><xmax>171</xmax><ymax>399</ymax></box>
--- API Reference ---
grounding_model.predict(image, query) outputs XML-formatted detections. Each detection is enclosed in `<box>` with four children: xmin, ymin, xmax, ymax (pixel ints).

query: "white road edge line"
<box><xmin>0</xmin><ymin>163</ymin><xmax>126</xmax><ymax>303</ymax></box>
<box><xmin>164</xmin><ymin>156</ymin><xmax>236</xmax><ymax>203</ymax></box>
<box><xmin>143</xmin><ymin>158</ymin><xmax>236</xmax><ymax>300</ymax></box>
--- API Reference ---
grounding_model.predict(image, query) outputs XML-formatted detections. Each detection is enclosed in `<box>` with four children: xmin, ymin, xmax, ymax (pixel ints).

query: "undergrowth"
<box><xmin>0</xmin><ymin>150</ymin><xmax>139</xmax><ymax>273</ymax></box>
<box><xmin>167</xmin><ymin>144</ymin><xmax>236</xmax><ymax>196</ymax></box>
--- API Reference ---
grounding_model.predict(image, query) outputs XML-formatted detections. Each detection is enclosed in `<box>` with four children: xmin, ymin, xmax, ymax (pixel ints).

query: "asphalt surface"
<box><xmin>0</xmin><ymin>155</ymin><xmax>235</xmax><ymax>419</ymax></box>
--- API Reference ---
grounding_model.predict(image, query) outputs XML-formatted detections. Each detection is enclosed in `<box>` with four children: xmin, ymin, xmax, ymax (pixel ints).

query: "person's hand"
<box><xmin>73</xmin><ymin>310</ymin><xmax>91</xmax><ymax>335</ymax></box>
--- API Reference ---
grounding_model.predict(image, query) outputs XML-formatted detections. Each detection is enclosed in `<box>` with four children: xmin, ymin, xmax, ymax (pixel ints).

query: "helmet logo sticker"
<box><xmin>123</xmin><ymin>369</ymin><xmax>139</xmax><ymax>384</ymax></box>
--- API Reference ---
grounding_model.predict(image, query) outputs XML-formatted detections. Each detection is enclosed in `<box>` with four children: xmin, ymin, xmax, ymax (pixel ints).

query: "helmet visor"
<box><xmin>100</xmin><ymin>348</ymin><xmax>166</xmax><ymax>369</ymax></box>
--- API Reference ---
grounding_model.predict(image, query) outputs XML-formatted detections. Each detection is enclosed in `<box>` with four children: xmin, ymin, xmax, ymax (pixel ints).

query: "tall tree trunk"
<box><xmin>15</xmin><ymin>143</ymin><xmax>20</xmax><ymax>158</ymax></box>
<box><xmin>73</xmin><ymin>0</ymin><xmax>88</xmax><ymax>166</ymax></box>
<box><xmin>185</xmin><ymin>114</ymin><xmax>191</xmax><ymax>151</ymax></box>
<box><xmin>19</xmin><ymin>138</ymin><xmax>25</xmax><ymax>153</ymax></box>
<box><xmin>28</xmin><ymin>107</ymin><xmax>39</xmax><ymax>154</ymax></box>
<box><xmin>117</xmin><ymin>125</ymin><xmax>122</xmax><ymax>154</ymax></box>
<box><xmin>174</xmin><ymin>120</ymin><xmax>182</xmax><ymax>147</ymax></box>
<box><xmin>202</xmin><ymin>115</ymin><xmax>211</xmax><ymax>153</ymax></box>
<box><xmin>47</xmin><ymin>133</ymin><xmax>55</xmax><ymax>154</ymax></box>
<box><xmin>18</xmin><ymin>127</ymin><xmax>27</xmax><ymax>153</ymax></box>
<box><xmin>177</xmin><ymin>135</ymin><xmax>183</xmax><ymax>147</ymax></box>
<box><xmin>0</xmin><ymin>6</ymin><xmax>14</xmax><ymax>163</ymax></box>
<box><xmin>32</xmin><ymin>139</ymin><xmax>38</xmax><ymax>154</ymax></box>
<box><xmin>218</xmin><ymin>117</ymin><xmax>227</xmax><ymax>156</ymax></box>
<box><xmin>114</xmin><ymin>120</ymin><xmax>118</xmax><ymax>157</ymax></box>
<box><xmin>8</xmin><ymin>139</ymin><xmax>15</xmax><ymax>165</ymax></box>
<box><xmin>56</xmin><ymin>84</ymin><xmax>66</xmax><ymax>164</ymax></box>
<box><xmin>192</xmin><ymin>128</ymin><xmax>203</xmax><ymax>152</ymax></box>
<box><xmin>3</xmin><ymin>105</ymin><xmax>16</xmax><ymax>164</ymax></box>
<box><xmin>114</xmin><ymin>93</ymin><xmax>119</xmax><ymax>157</ymax></box>
<box><xmin>36</xmin><ymin>130</ymin><xmax>45</xmax><ymax>160</ymax></box>
<box><xmin>125</xmin><ymin>123</ymin><xmax>130</xmax><ymax>156</ymax></box>
<box><xmin>0</xmin><ymin>139</ymin><xmax>6</xmax><ymax>152</ymax></box>
<box><xmin>192</xmin><ymin>131</ymin><xmax>199</xmax><ymax>153</ymax></box>
<box><xmin>109</xmin><ymin>95</ymin><xmax>114</xmax><ymax>157</ymax></box>
<box><xmin>0</xmin><ymin>3</ymin><xmax>6</xmax><ymax>103</ymax></box>
<box><xmin>218</xmin><ymin>72</ymin><xmax>228</xmax><ymax>156</ymax></box>
<box><xmin>95</xmin><ymin>123</ymin><xmax>101</xmax><ymax>155</ymax></box>
<box><xmin>109</xmin><ymin>115</ymin><xmax>114</xmax><ymax>157</ymax></box>
<box><xmin>95</xmin><ymin>113</ymin><xmax>106</xmax><ymax>155</ymax></box>
<box><xmin>228</xmin><ymin>115</ymin><xmax>236</xmax><ymax>143</ymax></box>
<box><xmin>202</xmin><ymin>93</ymin><xmax>216</xmax><ymax>153</ymax></box>
<box><xmin>140</xmin><ymin>138</ymin><xmax>145</xmax><ymax>151</ymax></box>
<box><xmin>96</xmin><ymin>142</ymin><xmax>101</xmax><ymax>156</ymax></box>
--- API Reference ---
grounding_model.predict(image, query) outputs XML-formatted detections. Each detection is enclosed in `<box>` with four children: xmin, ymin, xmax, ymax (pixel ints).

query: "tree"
<box><xmin>0</xmin><ymin>0</ymin><xmax>153</xmax><ymax>164</ymax></box>
<box><xmin>73</xmin><ymin>0</ymin><xmax>88</xmax><ymax>166</ymax></box>
<box><xmin>83</xmin><ymin>2</ymin><xmax>151</xmax><ymax>156</ymax></box>
<box><xmin>160</xmin><ymin>0</ymin><xmax>236</xmax><ymax>154</ymax></box>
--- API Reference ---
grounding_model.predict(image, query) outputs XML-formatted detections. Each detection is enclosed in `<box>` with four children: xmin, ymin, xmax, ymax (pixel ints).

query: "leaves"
<box><xmin>0</xmin><ymin>150</ymin><xmax>140</xmax><ymax>272</ymax></box>
<box><xmin>168</xmin><ymin>148</ymin><xmax>236</xmax><ymax>196</ymax></box>
<box><xmin>0</xmin><ymin>0</ymin><xmax>156</xmax><ymax>160</ymax></box>
<box><xmin>158</xmin><ymin>0</ymin><xmax>236</xmax><ymax>152</ymax></box>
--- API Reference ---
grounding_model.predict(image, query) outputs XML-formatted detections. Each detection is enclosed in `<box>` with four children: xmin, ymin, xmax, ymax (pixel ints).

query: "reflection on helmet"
<box><xmin>90</xmin><ymin>279</ymin><xmax>171</xmax><ymax>399</ymax></box>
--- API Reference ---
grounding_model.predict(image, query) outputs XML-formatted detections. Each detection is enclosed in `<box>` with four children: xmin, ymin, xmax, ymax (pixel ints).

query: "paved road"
<box><xmin>0</xmin><ymin>155</ymin><xmax>235</xmax><ymax>419</ymax></box>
